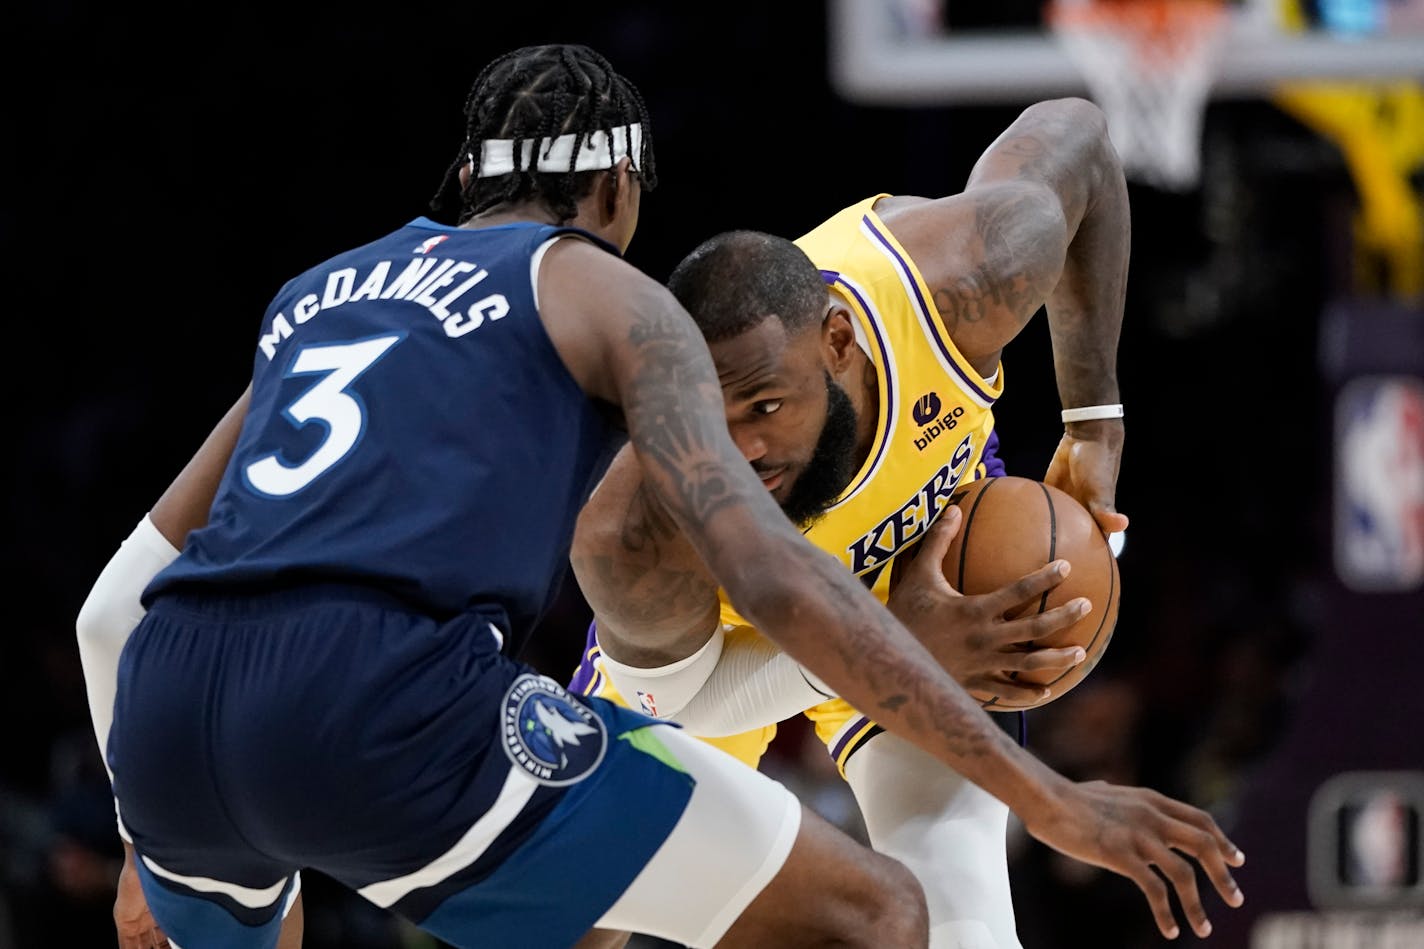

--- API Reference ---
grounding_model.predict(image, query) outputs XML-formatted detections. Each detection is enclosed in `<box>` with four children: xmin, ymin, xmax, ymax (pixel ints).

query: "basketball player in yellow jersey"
<box><xmin>570</xmin><ymin>99</ymin><xmax>1243</xmax><ymax>947</ymax></box>
<box><xmin>572</xmin><ymin>200</ymin><xmax>1039</xmax><ymax>766</ymax></box>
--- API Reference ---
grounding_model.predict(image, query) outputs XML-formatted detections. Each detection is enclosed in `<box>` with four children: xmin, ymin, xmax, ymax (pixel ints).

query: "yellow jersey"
<box><xmin>716</xmin><ymin>194</ymin><xmax>1005</xmax><ymax>773</ymax></box>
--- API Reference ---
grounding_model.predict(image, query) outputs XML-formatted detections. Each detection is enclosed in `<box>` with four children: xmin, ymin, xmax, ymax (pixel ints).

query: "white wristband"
<box><xmin>1061</xmin><ymin>403</ymin><xmax>1124</xmax><ymax>424</ymax></box>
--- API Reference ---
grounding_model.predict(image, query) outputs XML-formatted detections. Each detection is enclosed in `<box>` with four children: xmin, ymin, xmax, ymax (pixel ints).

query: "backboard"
<box><xmin>829</xmin><ymin>0</ymin><xmax>1424</xmax><ymax>105</ymax></box>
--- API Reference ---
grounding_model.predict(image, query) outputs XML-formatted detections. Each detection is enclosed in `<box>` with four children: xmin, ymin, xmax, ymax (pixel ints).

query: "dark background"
<box><xmin>5</xmin><ymin>3</ymin><xmax>1421</xmax><ymax>948</ymax></box>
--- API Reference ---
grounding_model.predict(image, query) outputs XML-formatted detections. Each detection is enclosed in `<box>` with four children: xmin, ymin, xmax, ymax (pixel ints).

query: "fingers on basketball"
<box><xmin>1008</xmin><ymin>644</ymin><xmax>1087</xmax><ymax>673</ymax></box>
<box><xmin>888</xmin><ymin>506</ymin><xmax>960</xmax><ymax>589</ymax></box>
<box><xmin>913</xmin><ymin>476</ymin><xmax>1124</xmax><ymax>710</ymax></box>
<box><xmin>978</xmin><ymin>675</ymin><xmax>1050</xmax><ymax>705</ymax></box>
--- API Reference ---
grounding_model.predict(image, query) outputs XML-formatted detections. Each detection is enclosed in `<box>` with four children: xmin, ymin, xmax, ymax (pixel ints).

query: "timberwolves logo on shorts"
<box><xmin>502</xmin><ymin>674</ymin><xmax>607</xmax><ymax>786</ymax></box>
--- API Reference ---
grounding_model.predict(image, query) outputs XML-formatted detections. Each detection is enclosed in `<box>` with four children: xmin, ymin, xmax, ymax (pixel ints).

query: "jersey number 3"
<box><xmin>244</xmin><ymin>333</ymin><xmax>404</xmax><ymax>497</ymax></box>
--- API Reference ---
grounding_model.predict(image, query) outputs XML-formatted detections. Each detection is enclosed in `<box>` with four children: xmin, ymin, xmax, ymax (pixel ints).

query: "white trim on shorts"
<box><xmin>358</xmin><ymin>764</ymin><xmax>538</xmax><ymax>908</ymax></box>
<box><xmin>139</xmin><ymin>855</ymin><xmax>290</xmax><ymax>910</ymax></box>
<box><xmin>593</xmin><ymin>724</ymin><xmax>803</xmax><ymax>948</ymax></box>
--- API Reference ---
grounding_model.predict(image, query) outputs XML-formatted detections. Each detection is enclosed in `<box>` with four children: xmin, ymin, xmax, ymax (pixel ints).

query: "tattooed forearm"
<box><xmin>621</xmin><ymin>483</ymin><xmax>684</xmax><ymax>550</ymax></box>
<box><xmin>1047</xmin><ymin>153</ymin><xmax>1128</xmax><ymax>409</ymax></box>
<box><xmin>570</xmin><ymin>458</ymin><xmax>724</xmax><ymax>663</ymax></box>
<box><xmin>577</xmin><ymin>551</ymin><xmax>709</xmax><ymax>617</ymax></box>
<box><xmin>620</xmin><ymin>308</ymin><xmax>757</xmax><ymax>528</ymax></box>
<box><xmin>754</xmin><ymin>544</ymin><xmax>1021</xmax><ymax>772</ymax></box>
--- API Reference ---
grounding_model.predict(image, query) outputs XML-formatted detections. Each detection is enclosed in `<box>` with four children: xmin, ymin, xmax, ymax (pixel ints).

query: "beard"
<box><xmin>779</xmin><ymin>371</ymin><xmax>860</xmax><ymax>530</ymax></box>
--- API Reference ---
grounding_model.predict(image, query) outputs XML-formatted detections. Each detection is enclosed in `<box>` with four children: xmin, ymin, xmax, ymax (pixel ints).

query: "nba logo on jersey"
<box><xmin>634</xmin><ymin>690</ymin><xmax>659</xmax><ymax>717</ymax></box>
<box><xmin>502</xmin><ymin>675</ymin><xmax>608</xmax><ymax>786</ymax></box>
<box><xmin>1334</xmin><ymin>375</ymin><xmax>1424</xmax><ymax>593</ymax></box>
<box><xmin>416</xmin><ymin>234</ymin><xmax>449</xmax><ymax>254</ymax></box>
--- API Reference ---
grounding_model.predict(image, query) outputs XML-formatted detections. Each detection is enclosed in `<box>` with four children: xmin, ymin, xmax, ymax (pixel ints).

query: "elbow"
<box><xmin>1032</xmin><ymin>97</ymin><xmax>1114</xmax><ymax>159</ymax></box>
<box><xmin>1068</xmin><ymin>100</ymin><xmax>1119</xmax><ymax>171</ymax></box>
<box><xmin>1071</xmin><ymin>97</ymin><xmax>1109</xmax><ymax>131</ymax></box>
<box><xmin>1045</xmin><ymin>98</ymin><xmax>1123</xmax><ymax>195</ymax></box>
<box><xmin>75</xmin><ymin>587</ymin><xmax>128</xmax><ymax>664</ymax></box>
<box><xmin>1040</xmin><ymin>97</ymin><xmax>1109</xmax><ymax>134</ymax></box>
<box><xmin>75</xmin><ymin>590</ymin><xmax>106</xmax><ymax>647</ymax></box>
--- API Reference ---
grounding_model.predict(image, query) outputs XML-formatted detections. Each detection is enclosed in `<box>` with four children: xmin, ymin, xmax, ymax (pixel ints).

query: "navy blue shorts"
<box><xmin>109</xmin><ymin>585</ymin><xmax>694</xmax><ymax>949</ymax></box>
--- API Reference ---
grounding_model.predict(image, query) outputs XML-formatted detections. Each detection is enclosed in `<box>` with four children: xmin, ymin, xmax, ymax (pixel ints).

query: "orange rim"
<box><xmin>1045</xmin><ymin>0</ymin><xmax>1231</xmax><ymax>66</ymax></box>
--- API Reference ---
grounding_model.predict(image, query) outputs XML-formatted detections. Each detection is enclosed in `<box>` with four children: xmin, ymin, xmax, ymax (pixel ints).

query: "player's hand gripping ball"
<box><xmin>892</xmin><ymin>476</ymin><xmax>1121</xmax><ymax>709</ymax></box>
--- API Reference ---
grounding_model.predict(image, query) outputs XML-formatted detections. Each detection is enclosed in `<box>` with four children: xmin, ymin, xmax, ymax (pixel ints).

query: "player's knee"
<box><xmin>841</xmin><ymin>851</ymin><xmax>929</xmax><ymax>947</ymax></box>
<box><xmin>733</xmin><ymin>827</ymin><xmax>928</xmax><ymax>947</ymax></box>
<box><xmin>879</xmin><ymin>853</ymin><xmax>930</xmax><ymax>944</ymax></box>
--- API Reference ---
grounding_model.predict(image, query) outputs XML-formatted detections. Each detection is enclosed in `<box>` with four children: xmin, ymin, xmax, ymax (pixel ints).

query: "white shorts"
<box><xmin>596</xmin><ymin>724</ymin><xmax>803</xmax><ymax>947</ymax></box>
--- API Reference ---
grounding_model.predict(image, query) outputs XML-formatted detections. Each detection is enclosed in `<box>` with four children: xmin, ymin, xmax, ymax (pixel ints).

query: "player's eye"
<box><xmin>753</xmin><ymin>400</ymin><xmax>783</xmax><ymax>416</ymax></box>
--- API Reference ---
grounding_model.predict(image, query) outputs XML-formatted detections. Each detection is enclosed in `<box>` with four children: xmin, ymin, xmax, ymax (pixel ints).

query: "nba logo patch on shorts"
<box><xmin>502</xmin><ymin>675</ymin><xmax>608</xmax><ymax>786</ymax></box>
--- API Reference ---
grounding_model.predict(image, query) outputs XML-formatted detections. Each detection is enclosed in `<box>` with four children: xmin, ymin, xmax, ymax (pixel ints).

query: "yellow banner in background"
<box><xmin>1269</xmin><ymin>1</ymin><xmax>1424</xmax><ymax>300</ymax></box>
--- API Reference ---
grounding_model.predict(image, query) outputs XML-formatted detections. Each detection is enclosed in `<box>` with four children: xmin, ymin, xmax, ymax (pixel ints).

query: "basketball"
<box><xmin>892</xmin><ymin>476</ymin><xmax>1121</xmax><ymax>711</ymax></box>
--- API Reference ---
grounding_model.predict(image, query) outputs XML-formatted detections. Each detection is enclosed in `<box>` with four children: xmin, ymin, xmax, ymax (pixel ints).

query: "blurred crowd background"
<box><xmin>6</xmin><ymin>2</ymin><xmax>1421</xmax><ymax>947</ymax></box>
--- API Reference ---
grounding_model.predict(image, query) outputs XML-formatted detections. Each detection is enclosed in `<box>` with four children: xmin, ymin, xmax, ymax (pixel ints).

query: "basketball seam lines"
<box><xmin>959</xmin><ymin>478</ymin><xmax>1001</xmax><ymax>709</ymax></box>
<box><xmin>1039</xmin><ymin>506</ymin><xmax>1118</xmax><ymax>691</ymax></box>
<box><xmin>1035</xmin><ymin>481</ymin><xmax>1057</xmax><ymax>618</ymax></box>
<box><xmin>956</xmin><ymin>478</ymin><xmax>999</xmax><ymax>593</ymax></box>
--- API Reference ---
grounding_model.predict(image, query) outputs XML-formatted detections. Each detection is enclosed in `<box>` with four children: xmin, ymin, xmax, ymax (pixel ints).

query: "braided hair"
<box><xmin>431</xmin><ymin>44</ymin><xmax>657</xmax><ymax>225</ymax></box>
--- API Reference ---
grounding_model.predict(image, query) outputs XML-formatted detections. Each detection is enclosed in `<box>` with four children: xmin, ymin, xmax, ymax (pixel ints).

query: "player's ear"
<box><xmin>823</xmin><ymin>301</ymin><xmax>858</xmax><ymax>372</ymax></box>
<box><xmin>598</xmin><ymin>157</ymin><xmax>641</xmax><ymax>253</ymax></box>
<box><xmin>604</xmin><ymin>156</ymin><xmax>638</xmax><ymax>219</ymax></box>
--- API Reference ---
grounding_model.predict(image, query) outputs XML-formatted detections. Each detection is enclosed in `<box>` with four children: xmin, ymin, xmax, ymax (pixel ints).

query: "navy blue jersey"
<box><xmin>145</xmin><ymin>218</ymin><xmax>625</xmax><ymax>651</ymax></box>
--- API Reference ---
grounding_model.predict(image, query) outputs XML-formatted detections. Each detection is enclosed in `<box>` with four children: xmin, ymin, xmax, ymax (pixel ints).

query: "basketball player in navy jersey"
<box><xmin>76</xmin><ymin>44</ymin><xmax>1243</xmax><ymax>949</ymax></box>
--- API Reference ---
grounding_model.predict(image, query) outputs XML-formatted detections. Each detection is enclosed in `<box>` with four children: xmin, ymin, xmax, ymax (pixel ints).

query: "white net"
<box><xmin>1047</xmin><ymin>0</ymin><xmax>1232</xmax><ymax>191</ymax></box>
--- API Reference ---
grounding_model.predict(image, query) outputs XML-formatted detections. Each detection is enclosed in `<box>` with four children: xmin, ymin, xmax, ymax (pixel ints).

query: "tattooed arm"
<box><xmin>876</xmin><ymin>96</ymin><xmax>1130</xmax><ymax>533</ymax></box>
<box><xmin>572</xmin><ymin>445</ymin><xmax>722</xmax><ymax>666</ymax></box>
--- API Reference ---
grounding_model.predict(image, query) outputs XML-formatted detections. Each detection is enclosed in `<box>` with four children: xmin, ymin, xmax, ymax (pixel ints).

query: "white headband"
<box><xmin>471</xmin><ymin>123</ymin><xmax>643</xmax><ymax>179</ymax></box>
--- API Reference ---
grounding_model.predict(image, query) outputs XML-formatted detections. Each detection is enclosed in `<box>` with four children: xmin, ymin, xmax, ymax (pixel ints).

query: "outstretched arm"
<box><xmin>878</xmin><ymin>97</ymin><xmax>1130</xmax><ymax>533</ymax></box>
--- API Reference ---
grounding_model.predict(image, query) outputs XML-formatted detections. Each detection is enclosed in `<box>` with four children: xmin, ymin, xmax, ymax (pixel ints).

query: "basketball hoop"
<box><xmin>1045</xmin><ymin>0</ymin><xmax>1232</xmax><ymax>191</ymax></box>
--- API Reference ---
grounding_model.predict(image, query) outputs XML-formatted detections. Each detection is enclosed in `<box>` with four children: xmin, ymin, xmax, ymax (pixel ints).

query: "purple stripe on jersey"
<box><xmin>566</xmin><ymin>620</ymin><xmax>602</xmax><ymax>694</ymax></box>
<box><xmin>829</xmin><ymin>714</ymin><xmax>874</xmax><ymax>762</ymax></box>
<box><xmin>821</xmin><ymin>270</ymin><xmax>895</xmax><ymax>498</ymax></box>
<box><xmin>860</xmin><ymin>215</ymin><xmax>996</xmax><ymax>405</ymax></box>
<box><xmin>982</xmin><ymin>429</ymin><xmax>1006</xmax><ymax>478</ymax></box>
